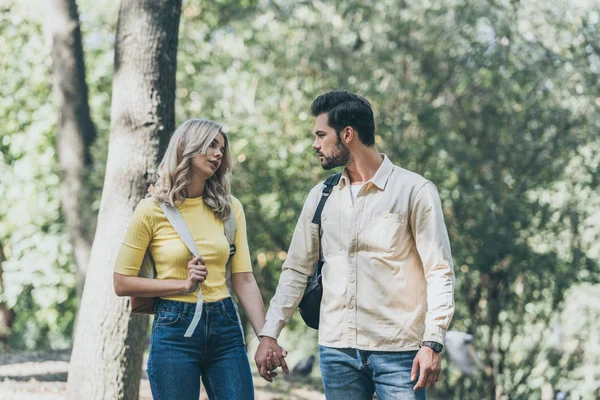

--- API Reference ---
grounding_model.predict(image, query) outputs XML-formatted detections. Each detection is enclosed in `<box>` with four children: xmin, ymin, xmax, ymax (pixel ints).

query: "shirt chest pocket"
<box><xmin>365</xmin><ymin>212</ymin><xmax>407</xmax><ymax>253</ymax></box>
<box><xmin>320</xmin><ymin>212</ymin><xmax>342</xmax><ymax>255</ymax></box>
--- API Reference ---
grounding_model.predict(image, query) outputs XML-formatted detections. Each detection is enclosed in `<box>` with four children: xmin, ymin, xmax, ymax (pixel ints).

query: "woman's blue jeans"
<box><xmin>319</xmin><ymin>346</ymin><xmax>426</xmax><ymax>400</ymax></box>
<box><xmin>147</xmin><ymin>297</ymin><xmax>254</xmax><ymax>400</ymax></box>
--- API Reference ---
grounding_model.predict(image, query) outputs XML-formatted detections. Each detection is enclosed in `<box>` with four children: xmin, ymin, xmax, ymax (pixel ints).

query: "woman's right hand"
<box><xmin>183</xmin><ymin>255</ymin><xmax>207</xmax><ymax>293</ymax></box>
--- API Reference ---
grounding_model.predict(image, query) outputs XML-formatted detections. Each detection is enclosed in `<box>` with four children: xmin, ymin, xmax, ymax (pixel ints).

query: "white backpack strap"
<box><xmin>159</xmin><ymin>203</ymin><xmax>199</xmax><ymax>257</ymax></box>
<box><xmin>224</xmin><ymin>215</ymin><xmax>237</xmax><ymax>253</ymax></box>
<box><xmin>159</xmin><ymin>202</ymin><xmax>203</xmax><ymax>338</ymax></box>
<box><xmin>223</xmin><ymin>212</ymin><xmax>245</xmax><ymax>344</ymax></box>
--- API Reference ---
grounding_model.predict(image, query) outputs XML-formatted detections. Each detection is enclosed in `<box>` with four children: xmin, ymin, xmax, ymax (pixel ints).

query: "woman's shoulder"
<box><xmin>229</xmin><ymin>194</ymin><xmax>243</xmax><ymax>210</ymax></box>
<box><xmin>133</xmin><ymin>197</ymin><xmax>162</xmax><ymax>219</ymax></box>
<box><xmin>228</xmin><ymin>195</ymin><xmax>245</xmax><ymax>220</ymax></box>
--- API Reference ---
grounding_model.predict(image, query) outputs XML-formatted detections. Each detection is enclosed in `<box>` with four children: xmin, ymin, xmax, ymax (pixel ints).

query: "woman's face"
<box><xmin>191</xmin><ymin>132</ymin><xmax>225</xmax><ymax>180</ymax></box>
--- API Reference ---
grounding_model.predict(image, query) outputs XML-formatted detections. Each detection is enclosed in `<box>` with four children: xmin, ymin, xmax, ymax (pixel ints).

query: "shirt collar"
<box><xmin>339</xmin><ymin>154</ymin><xmax>394</xmax><ymax>190</ymax></box>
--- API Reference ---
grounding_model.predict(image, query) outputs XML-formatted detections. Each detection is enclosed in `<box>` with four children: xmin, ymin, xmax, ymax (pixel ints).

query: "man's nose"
<box><xmin>312</xmin><ymin>138</ymin><xmax>319</xmax><ymax>150</ymax></box>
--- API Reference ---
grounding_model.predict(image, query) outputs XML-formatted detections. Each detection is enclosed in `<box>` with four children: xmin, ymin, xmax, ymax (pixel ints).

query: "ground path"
<box><xmin>0</xmin><ymin>350</ymin><xmax>325</xmax><ymax>400</ymax></box>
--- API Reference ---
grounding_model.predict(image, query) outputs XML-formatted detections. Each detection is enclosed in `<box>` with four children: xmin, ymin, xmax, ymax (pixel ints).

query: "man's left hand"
<box><xmin>411</xmin><ymin>346</ymin><xmax>441</xmax><ymax>390</ymax></box>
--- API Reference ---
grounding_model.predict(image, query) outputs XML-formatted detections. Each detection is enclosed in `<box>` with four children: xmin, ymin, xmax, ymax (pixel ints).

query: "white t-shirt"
<box><xmin>349</xmin><ymin>183</ymin><xmax>364</xmax><ymax>205</ymax></box>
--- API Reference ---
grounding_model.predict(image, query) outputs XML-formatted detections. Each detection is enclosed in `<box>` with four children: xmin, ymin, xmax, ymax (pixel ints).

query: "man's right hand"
<box><xmin>255</xmin><ymin>336</ymin><xmax>289</xmax><ymax>382</ymax></box>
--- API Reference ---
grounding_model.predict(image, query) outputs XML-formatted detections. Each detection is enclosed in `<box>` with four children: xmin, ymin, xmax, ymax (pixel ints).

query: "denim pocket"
<box><xmin>154</xmin><ymin>311</ymin><xmax>180</xmax><ymax>327</ymax></box>
<box><xmin>223</xmin><ymin>305</ymin><xmax>240</xmax><ymax>325</ymax></box>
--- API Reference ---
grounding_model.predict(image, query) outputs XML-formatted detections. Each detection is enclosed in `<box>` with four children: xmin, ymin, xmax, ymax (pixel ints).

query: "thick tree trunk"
<box><xmin>44</xmin><ymin>0</ymin><xmax>96</xmax><ymax>295</ymax></box>
<box><xmin>65</xmin><ymin>2</ymin><xmax>182</xmax><ymax>399</ymax></box>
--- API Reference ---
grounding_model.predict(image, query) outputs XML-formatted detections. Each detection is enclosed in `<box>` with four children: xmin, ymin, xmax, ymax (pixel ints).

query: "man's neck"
<box><xmin>345</xmin><ymin>147</ymin><xmax>383</xmax><ymax>184</ymax></box>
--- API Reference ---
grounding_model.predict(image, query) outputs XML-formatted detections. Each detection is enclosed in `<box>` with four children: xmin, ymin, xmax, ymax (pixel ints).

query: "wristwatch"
<box><xmin>421</xmin><ymin>341</ymin><xmax>443</xmax><ymax>353</ymax></box>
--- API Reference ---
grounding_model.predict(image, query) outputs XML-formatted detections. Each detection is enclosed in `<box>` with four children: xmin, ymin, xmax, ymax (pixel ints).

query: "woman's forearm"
<box><xmin>113</xmin><ymin>273</ymin><xmax>189</xmax><ymax>298</ymax></box>
<box><xmin>232</xmin><ymin>272</ymin><xmax>266</xmax><ymax>337</ymax></box>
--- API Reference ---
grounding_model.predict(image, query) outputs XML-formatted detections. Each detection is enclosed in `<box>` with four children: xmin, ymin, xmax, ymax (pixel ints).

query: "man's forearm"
<box><xmin>423</xmin><ymin>263</ymin><xmax>455</xmax><ymax>344</ymax></box>
<box><xmin>260</xmin><ymin>266</ymin><xmax>310</xmax><ymax>338</ymax></box>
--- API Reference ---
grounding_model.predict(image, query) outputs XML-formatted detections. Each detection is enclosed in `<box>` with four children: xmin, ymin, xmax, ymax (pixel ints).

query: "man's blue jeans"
<box><xmin>147</xmin><ymin>298</ymin><xmax>254</xmax><ymax>400</ymax></box>
<box><xmin>319</xmin><ymin>346</ymin><xmax>426</xmax><ymax>400</ymax></box>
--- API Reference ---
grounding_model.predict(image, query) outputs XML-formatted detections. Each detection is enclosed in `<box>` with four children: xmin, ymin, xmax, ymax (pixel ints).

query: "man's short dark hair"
<box><xmin>311</xmin><ymin>90</ymin><xmax>375</xmax><ymax>146</ymax></box>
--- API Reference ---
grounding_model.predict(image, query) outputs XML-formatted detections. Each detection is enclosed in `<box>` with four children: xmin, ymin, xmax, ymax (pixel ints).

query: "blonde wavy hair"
<box><xmin>151</xmin><ymin>119</ymin><xmax>232</xmax><ymax>220</ymax></box>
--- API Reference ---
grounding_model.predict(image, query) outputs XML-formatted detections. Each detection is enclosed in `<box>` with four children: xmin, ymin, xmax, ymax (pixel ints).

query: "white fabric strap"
<box><xmin>223</xmin><ymin>215</ymin><xmax>245</xmax><ymax>344</ymax></box>
<box><xmin>159</xmin><ymin>203</ymin><xmax>203</xmax><ymax>338</ymax></box>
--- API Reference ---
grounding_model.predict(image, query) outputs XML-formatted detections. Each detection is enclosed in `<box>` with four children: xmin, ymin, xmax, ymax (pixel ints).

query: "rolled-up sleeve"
<box><xmin>259</xmin><ymin>185</ymin><xmax>321</xmax><ymax>339</ymax></box>
<box><xmin>411</xmin><ymin>181</ymin><xmax>455</xmax><ymax>345</ymax></box>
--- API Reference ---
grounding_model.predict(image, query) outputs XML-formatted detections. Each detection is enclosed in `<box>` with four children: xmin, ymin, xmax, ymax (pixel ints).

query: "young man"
<box><xmin>255</xmin><ymin>91</ymin><xmax>455</xmax><ymax>399</ymax></box>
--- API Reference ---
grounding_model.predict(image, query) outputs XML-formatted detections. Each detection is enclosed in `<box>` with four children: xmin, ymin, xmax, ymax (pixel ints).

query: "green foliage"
<box><xmin>0</xmin><ymin>2</ymin><xmax>77</xmax><ymax>351</ymax></box>
<box><xmin>0</xmin><ymin>0</ymin><xmax>598</xmax><ymax>397</ymax></box>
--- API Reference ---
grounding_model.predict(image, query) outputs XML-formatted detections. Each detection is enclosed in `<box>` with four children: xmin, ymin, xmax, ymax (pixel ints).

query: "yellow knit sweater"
<box><xmin>114</xmin><ymin>195</ymin><xmax>253</xmax><ymax>303</ymax></box>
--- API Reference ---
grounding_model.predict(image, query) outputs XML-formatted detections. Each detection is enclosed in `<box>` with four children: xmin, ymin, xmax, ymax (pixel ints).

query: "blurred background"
<box><xmin>0</xmin><ymin>0</ymin><xmax>598</xmax><ymax>399</ymax></box>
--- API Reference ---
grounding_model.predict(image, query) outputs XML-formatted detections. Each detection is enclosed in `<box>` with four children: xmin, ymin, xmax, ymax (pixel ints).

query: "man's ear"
<box><xmin>343</xmin><ymin>126</ymin><xmax>354</xmax><ymax>143</ymax></box>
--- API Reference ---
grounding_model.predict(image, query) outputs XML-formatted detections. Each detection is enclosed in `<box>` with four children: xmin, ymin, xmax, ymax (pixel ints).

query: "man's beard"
<box><xmin>320</xmin><ymin>138</ymin><xmax>350</xmax><ymax>170</ymax></box>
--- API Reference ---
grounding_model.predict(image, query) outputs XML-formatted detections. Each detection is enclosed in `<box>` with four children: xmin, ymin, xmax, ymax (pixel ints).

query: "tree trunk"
<box><xmin>66</xmin><ymin>1</ymin><xmax>181</xmax><ymax>399</ymax></box>
<box><xmin>43</xmin><ymin>0</ymin><xmax>96</xmax><ymax>295</ymax></box>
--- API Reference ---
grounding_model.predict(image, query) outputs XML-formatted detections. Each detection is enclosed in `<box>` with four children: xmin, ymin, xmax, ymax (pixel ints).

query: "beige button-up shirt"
<box><xmin>260</xmin><ymin>155</ymin><xmax>455</xmax><ymax>351</ymax></box>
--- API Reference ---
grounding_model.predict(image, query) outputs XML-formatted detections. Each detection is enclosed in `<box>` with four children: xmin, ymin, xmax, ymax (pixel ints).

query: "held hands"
<box><xmin>183</xmin><ymin>256</ymin><xmax>207</xmax><ymax>293</ymax></box>
<box><xmin>255</xmin><ymin>337</ymin><xmax>289</xmax><ymax>382</ymax></box>
<box><xmin>411</xmin><ymin>346</ymin><xmax>441</xmax><ymax>390</ymax></box>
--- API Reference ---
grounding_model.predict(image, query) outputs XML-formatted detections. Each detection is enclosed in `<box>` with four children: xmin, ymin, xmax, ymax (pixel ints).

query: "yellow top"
<box><xmin>114</xmin><ymin>195</ymin><xmax>253</xmax><ymax>303</ymax></box>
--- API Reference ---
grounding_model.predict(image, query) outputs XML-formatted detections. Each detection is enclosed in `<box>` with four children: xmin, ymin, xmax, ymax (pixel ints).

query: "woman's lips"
<box><xmin>209</xmin><ymin>160</ymin><xmax>218</xmax><ymax>170</ymax></box>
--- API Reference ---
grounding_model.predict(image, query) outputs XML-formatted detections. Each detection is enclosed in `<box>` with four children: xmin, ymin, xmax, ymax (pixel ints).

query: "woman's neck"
<box><xmin>186</xmin><ymin>177</ymin><xmax>206</xmax><ymax>198</ymax></box>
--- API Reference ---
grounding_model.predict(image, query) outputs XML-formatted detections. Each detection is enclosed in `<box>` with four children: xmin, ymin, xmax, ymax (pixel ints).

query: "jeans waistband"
<box><xmin>155</xmin><ymin>297</ymin><xmax>234</xmax><ymax>316</ymax></box>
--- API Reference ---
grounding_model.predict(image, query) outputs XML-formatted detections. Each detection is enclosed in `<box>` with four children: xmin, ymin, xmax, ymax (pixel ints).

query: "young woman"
<box><xmin>113</xmin><ymin>119</ymin><xmax>267</xmax><ymax>399</ymax></box>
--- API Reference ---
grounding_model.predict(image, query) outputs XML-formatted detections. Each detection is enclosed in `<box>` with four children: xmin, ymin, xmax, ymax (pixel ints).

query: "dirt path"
<box><xmin>0</xmin><ymin>351</ymin><xmax>325</xmax><ymax>400</ymax></box>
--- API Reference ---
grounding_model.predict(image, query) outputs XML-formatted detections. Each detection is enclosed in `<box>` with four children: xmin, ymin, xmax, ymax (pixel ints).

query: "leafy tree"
<box><xmin>44</xmin><ymin>0</ymin><xmax>96</xmax><ymax>295</ymax></box>
<box><xmin>66</xmin><ymin>1</ymin><xmax>182</xmax><ymax>399</ymax></box>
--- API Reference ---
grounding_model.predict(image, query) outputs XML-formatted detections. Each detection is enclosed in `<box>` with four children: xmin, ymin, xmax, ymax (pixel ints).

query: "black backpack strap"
<box><xmin>311</xmin><ymin>173</ymin><xmax>342</xmax><ymax>282</ymax></box>
<box><xmin>311</xmin><ymin>173</ymin><xmax>342</xmax><ymax>225</ymax></box>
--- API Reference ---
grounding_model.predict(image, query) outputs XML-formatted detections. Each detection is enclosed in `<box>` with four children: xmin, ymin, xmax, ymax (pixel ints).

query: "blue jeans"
<box><xmin>319</xmin><ymin>346</ymin><xmax>426</xmax><ymax>400</ymax></box>
<box><xmin>147</xmin><ymin>298</ymin><xmax>254</xmax><ymax>400</ymax></box>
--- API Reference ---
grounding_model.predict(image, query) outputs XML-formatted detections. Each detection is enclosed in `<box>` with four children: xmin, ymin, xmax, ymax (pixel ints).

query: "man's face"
<box><xmin>312</xmin><ymin>113</ymin><xmax>350</xmax><ymax>170</ymax></box>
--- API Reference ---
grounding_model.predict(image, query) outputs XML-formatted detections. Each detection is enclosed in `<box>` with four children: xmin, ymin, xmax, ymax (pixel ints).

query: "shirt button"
<box><xmin>348</xmin><ymin>228</ymin><xmax>352</xmax><ymax>233</ymax></box>
<box><xmin>349</xmin><ymin>303</ymin><xmax>355</xmax><ymax>309</ymax></box>
<box><xmin>349</xmin><ymin>253</ymin><xmax>355</xmax><ymax>258</ymax></box>
<box><xmin>323</xmin><ymin>215</ymin><xmax>328</xmax><ymax>221</ymax></box>
<box><xmin>349</xmin><ymin>277</ymin><xmax>355</xmax><ymax>283</ymax></box>
<box><xmin>384</xmin><ymin>214</ymin><xmax>389</xmax><ymax>219</ymax></box>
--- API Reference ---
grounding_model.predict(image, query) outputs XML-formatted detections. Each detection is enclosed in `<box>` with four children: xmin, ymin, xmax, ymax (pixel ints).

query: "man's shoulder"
<box><xmin>390</xmin><ymin>164</ymin><xmax>430</xmax><ymax>189</ymax></box>
<box><xmin>309</xmin><ymin>174</ymin><xmax>338</xmax><ymax>193</ymax></box>
<box><xmin>304</xmin><ymin>173</ymin><xmax>341</xmax><ymax>208</ymax></box>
